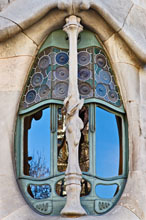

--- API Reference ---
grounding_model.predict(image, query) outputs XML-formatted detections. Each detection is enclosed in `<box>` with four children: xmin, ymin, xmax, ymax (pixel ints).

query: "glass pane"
<box><xmin>56</xmin><ymin>178</ymin><xmax>91</xmax><ymax>197</ymax></box>
<box><xmin>96</xmin><ymin>107</ymin><xmax>121</xmax><ymax>178</ymax></box>
<box><xmin>95</xmin><ymin>184</ymin><xmax>118</xmax><ymax>199</ymax></box>
<box><xmin>57</xmin><ymin>106</ymin><xmax>89</xmax><ymax>172</ymax></box>
<box><xmin>28</xmin><ymin>184</ymin><xmax>51</xmax><ymax>199</ymax></box>
<box><xmin>79</xmin><ymin>106</ymin><xmax>89</xmax><ymax>172</ymax></box>
<box><xmin>57</xmin><ymin>107</ymin><xmax>68</xmax><ymax>172</ymax></box>
<box><xmin>24</xmin><ymin>108</ymin><xmax>50</xmax><ymax>178</ymax></box>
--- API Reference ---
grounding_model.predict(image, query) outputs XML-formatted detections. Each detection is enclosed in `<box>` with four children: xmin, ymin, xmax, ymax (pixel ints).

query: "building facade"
<box><xmin>0</xmin><ymin>0</ymin><xmax>146</xmax><ymax>219</ymax></box>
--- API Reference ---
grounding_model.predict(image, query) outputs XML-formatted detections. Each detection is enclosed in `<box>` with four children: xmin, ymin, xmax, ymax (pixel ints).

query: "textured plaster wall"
<box><xmin>0</xmin><ymin>0</ymin><xmax>15</xmax><ymax>11</ymax></box>
<box><xmin>0</xmin><ymin>1</ymin><xmax>146</xmax><ymax>220</ymax></box>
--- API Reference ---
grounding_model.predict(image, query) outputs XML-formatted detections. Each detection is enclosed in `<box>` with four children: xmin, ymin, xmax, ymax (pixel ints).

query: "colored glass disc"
<box><xmin>78</xmin><ymin>68</ymin><xmax>91</xmax><ymax>81</ymax></box>
<box><xmin>56</xmin><ymin>52</ymin><xmax>69</xmax><ymax>65</ymax></box>
<box><xmin>78</xmin><ymin>51</ymin><xmax>90</xmax><ymax>66</ymax></box>
<box><xmin>26</xmin><ymin>90</ymin><xmax>36</xmax><ymax>103</ymax></box>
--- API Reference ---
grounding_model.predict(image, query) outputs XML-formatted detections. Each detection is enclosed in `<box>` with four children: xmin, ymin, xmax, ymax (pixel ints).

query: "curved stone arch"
<box><xmin>0</xmin><ymin>0</ymin><xmax>146</xmax><ymax>62</ymax></box>
<box><xmin>18</xmin><ymin>8</ymin><xmax>140</xmax><ymax>111</ymax></box>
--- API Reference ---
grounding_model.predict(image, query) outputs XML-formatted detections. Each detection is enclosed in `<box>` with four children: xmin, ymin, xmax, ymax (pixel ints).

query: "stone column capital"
<box><xmin>63</xmin><ymin>15</ymin><xmax>83</xmax><ymax>35</ymax></box>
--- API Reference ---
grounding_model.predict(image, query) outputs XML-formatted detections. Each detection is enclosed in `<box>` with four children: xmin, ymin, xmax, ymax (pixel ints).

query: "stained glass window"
<box><xmin>15</xmin><ymin>29</ymin><xmax>128</xmax><ymax>216</ymax></box>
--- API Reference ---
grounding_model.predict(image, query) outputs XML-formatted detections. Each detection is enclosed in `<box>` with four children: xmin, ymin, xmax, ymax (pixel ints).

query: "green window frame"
<box><xmin>15</xmin><ymin>29</ymin><xmax>128</xmax><ymax>215</ymax></box>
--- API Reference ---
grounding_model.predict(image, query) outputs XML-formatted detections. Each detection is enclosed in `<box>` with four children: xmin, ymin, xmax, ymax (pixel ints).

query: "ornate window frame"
<box><xmin>15</xmin><ymin>18</ymin><xmax>128</xmax><ymax>216</ymax></box>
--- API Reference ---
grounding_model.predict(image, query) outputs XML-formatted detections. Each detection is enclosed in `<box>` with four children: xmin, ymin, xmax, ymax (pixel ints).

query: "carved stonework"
<box><xmin>60</xmin><ymin>15</ymin><xmax>87</xmax><ymax>217</ymax></box>
<box><xmin>57</xmin><ymin>0</ymin><xmax>91</xmax><ymax>14</ymax></box>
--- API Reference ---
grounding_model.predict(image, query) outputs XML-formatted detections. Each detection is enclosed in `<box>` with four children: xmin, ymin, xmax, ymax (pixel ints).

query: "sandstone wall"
<box><xmin>0</xmin><ymin>1</ymin><xmax>146</xmax><ymax>220</ymax></box>
<box><xmin>0</xmin><ymin>0</ymin><xmax>15</xmax><ymax>11</ymax></box>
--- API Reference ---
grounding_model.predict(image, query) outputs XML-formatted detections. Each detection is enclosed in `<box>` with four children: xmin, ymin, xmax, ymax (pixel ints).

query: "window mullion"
<box><xmin>89</xmin><ymin>104</ymin><xmax>96</xmax><ymax>176</ymax></box>
<box><xmin>50</xmin><ymin>104</ymin><xmax>57</xmax><ymax>176</ymax></box>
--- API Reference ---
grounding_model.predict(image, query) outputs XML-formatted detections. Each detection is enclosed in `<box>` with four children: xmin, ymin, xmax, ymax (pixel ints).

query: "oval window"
<box><xmin>15</xmin><ymin>29</ymin><xmax>128</xmax><ymax>216</ymax></box>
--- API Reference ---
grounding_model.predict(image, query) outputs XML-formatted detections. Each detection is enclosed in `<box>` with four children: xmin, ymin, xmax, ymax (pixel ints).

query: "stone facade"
<box><xmin>0</xmin><ymin>0</ymin><xmax>146</xmax><ymax>219</ymax></box>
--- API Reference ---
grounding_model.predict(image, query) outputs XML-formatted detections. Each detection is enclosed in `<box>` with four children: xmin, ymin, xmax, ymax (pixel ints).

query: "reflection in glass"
<box><xmin>56</xmin><ymin>178</ymin><xmax>91</xmax><ymax>197</ymax></box>
<box><xmin>79</xmin><ymin>106</ymin><xmax>89</xmax><ymax>172</ymax></box>
<box><xmin>28</xmin><ymin>184</ymin><xmax>51</xmax><ymax>199</ymax></box>
<box><xmin>24</xmin><ymin>108</ymin><xmax>50</xmax><ymax>178</ymax></box>
<box><xmin>95</xmin><ymin>184</ymin><xmax>118</xmax><ymax>199</ymax></box>
<box><xmin>57</xmin><ymin>106</ymin><xmax>89</xmax><ymax>172</ymax></box>
<box><xmin>57</xmin><ymin>108</ymin><xmax>68</xmax><ymax>172</ymax></box>
<box><xmin>96</xmin><ymin>107</ymin><xmax>122</xmax><ymax>178</ymax></box>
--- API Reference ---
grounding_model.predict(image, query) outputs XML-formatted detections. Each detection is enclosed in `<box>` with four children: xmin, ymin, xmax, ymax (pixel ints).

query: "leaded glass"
<box><xmin>21</xmin><ymin>45</ymin><xmax>123</xmax><ymax>110</ymax></box>
<box><xmin>28</xmin><ymin>184</ymin><xmax>51</xmax><ymax>199</ymax></box>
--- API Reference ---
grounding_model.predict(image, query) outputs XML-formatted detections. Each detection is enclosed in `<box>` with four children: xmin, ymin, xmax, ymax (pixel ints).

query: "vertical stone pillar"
<box><xmin>61</xmin><ymin>16</ymin><xmax>87</xmax><ymax>217</ymax></box>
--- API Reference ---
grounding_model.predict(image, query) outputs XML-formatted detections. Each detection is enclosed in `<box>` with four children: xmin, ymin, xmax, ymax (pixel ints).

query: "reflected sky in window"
<box><xmin>96</xmin><ymin>107</ymin><xmax>120</xmax><ymax>178</ymax></box>
<box><xmin>28</xmin><ymin>108</ymin><xmax>50</xmax><ymax>178</ymax></box>
<box><xmin>95</xmin><ymin>184</ymin><xmax>118</xmax><ymax>199</ymax></box>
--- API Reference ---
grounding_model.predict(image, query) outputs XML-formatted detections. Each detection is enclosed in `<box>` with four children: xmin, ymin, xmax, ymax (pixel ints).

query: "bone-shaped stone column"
<box><xmin>61</xmin><ymin>16</ymin><xmax>87</xmax><ymax>217</ymax></box>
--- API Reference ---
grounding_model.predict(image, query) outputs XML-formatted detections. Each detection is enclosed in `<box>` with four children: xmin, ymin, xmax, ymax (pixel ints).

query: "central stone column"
<box><xmin>61</xmin><ymin>16</ymin><xmax>87</xmax><ymax>217</ymax></box>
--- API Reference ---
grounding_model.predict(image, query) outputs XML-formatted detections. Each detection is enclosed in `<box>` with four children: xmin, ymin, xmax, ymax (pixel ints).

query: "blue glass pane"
<box><xmin>28</xmin><ymin>184</ymin><xmax>51</xmax><ymax>199</ymax></box>
<box><xmin>96</xmin><ymin>107</ymin><xmax>120</xmax><ymax>178</ymax></box>
<box><xmin>25</xmin><ymin>108</ymin><xmax>50</xmax><ymax>178</ymax></box>
<box><xmin>95</xmin><ymin>184</ymin><xmax>118</xmax><ymax>199</ymax></box>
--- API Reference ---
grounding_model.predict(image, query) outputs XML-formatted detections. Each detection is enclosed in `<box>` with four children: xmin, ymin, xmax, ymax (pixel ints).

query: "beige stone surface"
<box><xmin>140</xmin><ymin>104</ymin><xmax>146</xmax><ymax>139</ymax></box>
<box><xmin>1</xmin><ymin>205</ymin><xmax>140</xmax><ymax>220</ymax></box>
<box><xmin>78</xmin><ymin>9</ymin><xmax>114</xmax><ymax>42</ymax></box>
<box><xmin>120</xmin><ymin>5</ymin><xmax>146</xmax><ymax>62</ymax></box>
<box><xmin>0</xmin><ymin>91</ymin><xmax>20</xmax><ymax>176</ymax></box>
<box><xmin>0</xmin><ymin>0</ymin><xmax>57</xmax><ymax>30</ymax></box>
<box><xmin>0</xmin><ymin>0</ymin><xmax>145</xmax><ymax>64</ymax></box>
<box><xmin>139</xmin><ymin>66</ymin><xmax>146</xmax><ymax>104</ymax></box>
<box><xmin>0</xmin><ymin>16</ymin><xmax>21</xmax><ymax>42</ymax></box>
<box><xmin>0</xmin><ymin>32</ymin><xmax>37</xmax><ymax>58</ymax></box>
<box><xmin>132</xmin><ymin>0</ymin><xmax>146</xmax><ymax>9</ymax></box>
<box><xmin>0</xmin><ymin>191</ymin><xmax>25</xmax><ymax>219</ymax></box>
<box><xmin>125</xmin><ymin>102</ymin><xmax>141</xmax><ymax>171</ymax></box>
<box><xmin>0</xmin><ymin>56</ymin><xmax>33</xmax><ymax>91</ymax></box>
<box><xmin>24</xmin><ymin>9</ymin><xmax>68</xmax><ymax>46</ymax></box>
<box><xmin>120</xmin><ymin>171</ymin><xmax>146</xmax><ymax>220</ymax></box>
<box><xmin>111</xmin><ymin>62</ymin><xmax>140</xmax><ymax>104</ymax></box>
<box><xmin>91</xmin><ymin>0</ymin><xmax>133</xmax><ymax>31</ymax></box>
<box><xmin>104</xmin><ymin>33</ymin><xmax>140</xmax><ymax>67</ymax></box>
<box><xmin>0</xmin><ymin>175</ymin><xmax>19</xmax><ymax>201</ymax></box>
